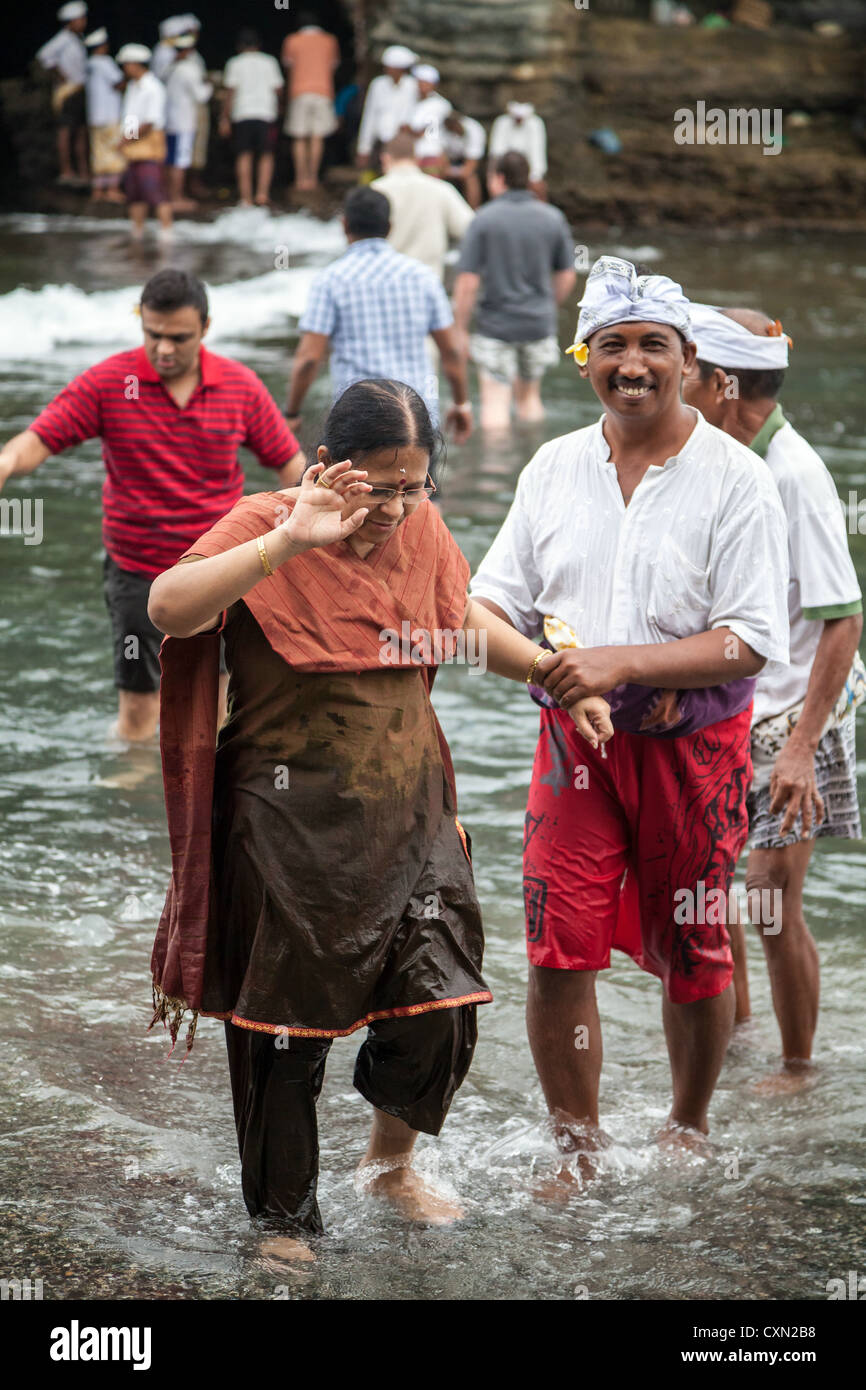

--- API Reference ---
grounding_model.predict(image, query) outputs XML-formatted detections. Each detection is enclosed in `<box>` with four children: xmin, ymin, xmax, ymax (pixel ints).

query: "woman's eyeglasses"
<box><xmin>364</xmin><ymin>473</ymin><xmax>437</xmax><ymax>505</ymax></box>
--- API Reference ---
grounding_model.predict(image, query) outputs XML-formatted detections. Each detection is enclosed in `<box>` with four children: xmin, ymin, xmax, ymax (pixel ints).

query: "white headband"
<box><xmin>412</xmin><ymin>64</ymin><xmax>439</xmax><ymax>84</ymax></box>
<box><xmin>58</xmin><ymin>1</ymin><xmax>87</xmax><ymax>19</ymax></box>
<box><xmin>575</xmin><ymin>255</ymin><xmax>692</xmax><ymax>345</ymax></box>
<box><xmin>689</xmin><ymin>302</ymin><xmax>790</xmax><ymax>369</ymax></box>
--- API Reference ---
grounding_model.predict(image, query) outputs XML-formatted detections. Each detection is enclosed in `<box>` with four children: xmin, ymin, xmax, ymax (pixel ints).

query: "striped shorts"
<box><xmin>747</xmin><ymin>715</ymin><xmax>861</xmax><ymax>849</ymax></box>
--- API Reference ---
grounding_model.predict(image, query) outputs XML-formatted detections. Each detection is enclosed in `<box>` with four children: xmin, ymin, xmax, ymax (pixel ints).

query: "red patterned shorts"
<box><xmin>523</xmin><ymin>706</ymin><xmax>753</xmax><ymax>1003</ymax></box>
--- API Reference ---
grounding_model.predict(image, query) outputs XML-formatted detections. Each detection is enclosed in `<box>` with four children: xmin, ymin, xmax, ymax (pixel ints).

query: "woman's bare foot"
<box><xmin>258</xmin><ymin>1234</ymin><xmax>316</xmax><ymax>1269</ymax></box>
<box><xmin>357</xmin><ymin>1159</ymin><xmax>463</xmax><ymax>1225</ymax></box>
<box><xmin>752</xmin><ymin>1058</ymin><xmax>816</xmax><ymax>1095</ymax></box>
<box><xmin>655</xmin><ymin>1120</ymin><xmax>712</xmax><ymax>1158</ymax></box>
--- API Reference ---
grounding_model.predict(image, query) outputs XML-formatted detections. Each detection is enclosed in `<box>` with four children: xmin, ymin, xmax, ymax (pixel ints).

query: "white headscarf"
<box><xmin>576</xmin><ymin>256</ymin><xmax>692</xmax><ymax>344</ymax></box>
<box><xmin>381</xmin><ymin>45</ymin><xmax>416</xmax><ymax>69</ymax></box>
<box><xmin>689</xmin><ymin>302</ymin><xmax>790</xmax><ymax>369</ymax></box>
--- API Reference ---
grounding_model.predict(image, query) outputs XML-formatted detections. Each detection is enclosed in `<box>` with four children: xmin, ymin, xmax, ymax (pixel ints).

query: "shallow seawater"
<box><xmin>0</xmin><ymin>213</ymin><xmax>864</xmax><ymax>1300</ymax></box>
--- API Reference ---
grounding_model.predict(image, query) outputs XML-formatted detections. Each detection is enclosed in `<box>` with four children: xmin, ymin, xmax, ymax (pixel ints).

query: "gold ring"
<box><xmin>315</xmin><ymin>473</ymin><xmax>332</xmax><ymax>490</ymax></box>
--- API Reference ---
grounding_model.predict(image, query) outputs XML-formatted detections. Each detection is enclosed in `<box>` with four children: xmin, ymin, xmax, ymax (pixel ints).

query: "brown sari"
<box><xmin>150</xmin><ymin>491</ymin><xmax>492</xmax><ymax>1052</ymax></box>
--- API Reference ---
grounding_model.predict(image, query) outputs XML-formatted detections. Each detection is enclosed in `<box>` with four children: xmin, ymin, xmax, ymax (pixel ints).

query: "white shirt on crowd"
<box><xmin>357</xmin><ymin>72</ymin><xmax>419</xmax><ymax>155</ymax></box>
<box><xmin>223</xmin><ymin>50</ymin><xmax>285</xmax><ymax>123</ymax></box>
<box><xmin>122</xmin><ymin>71</ymin><xmax>167</xmax><ymax>133</ymax></box>
<box><xmin>411</xmin><ymin>91</ymin><xmax>452</xmax><ymax>160</ymax></box>
<box><xmin>373</xmin><ymin>162</ymin><xmax>474</xmax><ymax>279</ymax></box>
<box><xmin>86</xmin><ymin>53</ymin><xmax>123</xmax><ymax>126</ymax></box>
<box><xmin>442</xmin><ymin>115</ymin><xmax>487</xmax><ymax>163</ymax></box>
<box><xmin>489</xmin><ymin>112</ymin><xmax>547</xmax><ymax>181</ymax></box>
<box><xmin>37</xmin><ymin>28</ymin><xmax>87</xmax><ymax>86</ymax></box>
<box><xmin>469</xmin><ymin>410</ymin><xmax>790</xmax><ymax>666</ymax></box>
<box><xmin>151</xmin><ymin>41</ymin><xmax>177</xmax><ymax>83</ymax></box>
<box><xmin>752</xmin><ymin>419</ymin><xmax>862</xmax><ymax>724</ymax></box>
<box><xmin>166</xmin><ymin>59</ymin><xmax>212</xmax><ymax>133</ymax></box>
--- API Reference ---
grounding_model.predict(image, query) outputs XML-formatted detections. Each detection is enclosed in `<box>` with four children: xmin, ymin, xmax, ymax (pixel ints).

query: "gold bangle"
<box><xmin>525</xmin><ymin>650</ymin><xmax>545</xmax><ymax>685</ymax></box>
<box><xmin>257</xmin><ymin>533</ymin><xmax>274</xmax><ymax>578</ymax></box>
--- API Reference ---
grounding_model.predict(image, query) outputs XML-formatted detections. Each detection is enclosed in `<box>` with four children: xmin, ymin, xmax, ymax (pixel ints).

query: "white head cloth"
<box><xmin>84</xmin><ymin>26</ymin><xmax>107</xmax><ymax>46</ymax></box>
<box><xmin>507</xmin><ymin>101</ymin><xmax>534</xmax><ymax>119</ymax></box>
<box><xmin>689</xmin><ymin>302</ymin><xmax>790</xmax><ymax>369</ymax></box>
<box><xmin>412</xmin><ymin>63</ymin><xmax>439</xmax><ymax>84</ymax></box>
<box><xmin>58</xmin><ymin>2</ymin><xmax>87</xmax><ymax>20</ymax></box>
<box><xmin>382</xmin><ymin>45</ymin><xmax>415</xmax><ymax>69</ymax></box>
<box><xmin>577</xmin><ymin>255</ymin><xmax>692</xmax><ymax>342</ymax></box>
<box><xmin>174</xmin><ymin>12</ymin><xmax>200</xmax><ymax>28</ymax></box>
<box><xmin>160</xmin><ymin>16</ymin><xmax>191</xmax><ymax>39</ymax></box>
<box><xmin>116</xmin><ymin>43</ymin><xmax>152</xmax><ymax>64</ymax></box>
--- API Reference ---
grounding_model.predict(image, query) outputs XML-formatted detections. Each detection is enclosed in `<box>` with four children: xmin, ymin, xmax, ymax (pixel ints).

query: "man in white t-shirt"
<box><xmin>118</xmin><ymin>45</ymin><xmax>172</xmax><ymax>238</ymax></box>
<box><xmin>356</xmin><ymin>45</ymin><xmax>418</xmax><ymax>173</ymax></box>
<box><xmin>684</xmin><ymin>304</ymin><xmax>863</xmax><ymax>1083</ymax></box>
<box><xmin>489</xmin><ymin>101</ymin><xmax>547</xmax><ymax>199</ymax></box>
<box><xmin>442</xmin><ymin>112</ymin><xmax>486</xmax><ymax>209</ymax></box>
<box><xmin>84</xmin><ymin>28</ymin><xmax>124</xmax><ymax>201</ymax></box>
<box><xmin>219</xmin><ymin>28</ymin><xmax>285</xmax><ymax>207</ymax></box>
<box><xmin>37</xmin><ymin>2</ymin><xmax>90</xmax><ymax>186</ymax></box>
<box><xmin>373</xmin><ymin>132</ymin><xmax>474</xmax><ymax>281</ymax></box>
<box><xmin>470</xmin><ymin>256</ymin><xmax>789</xmax><ymax>1161</ymax></box>
<box><xmin>165</xmin><ymin>34</ymin><xmax>212</xmax><ymax>209</ymax></box>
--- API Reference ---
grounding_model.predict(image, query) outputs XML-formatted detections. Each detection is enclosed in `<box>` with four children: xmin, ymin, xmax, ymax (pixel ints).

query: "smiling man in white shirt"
<box><xmin>470</xmin><ymin>256</ymin><xmax>789</xmax><ymax>1166</ymax></box>
<box><xmin>684</xmin><ymin>304</ymin><xmax>863</xmax><ymax>1086</ymax></box>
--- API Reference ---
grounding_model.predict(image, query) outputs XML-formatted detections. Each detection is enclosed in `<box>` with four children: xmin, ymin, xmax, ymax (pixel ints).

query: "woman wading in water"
<box><xmin>147</xmin><ymin>379</ymin><xmax>611</xmax><ymax>1258</ymax></box>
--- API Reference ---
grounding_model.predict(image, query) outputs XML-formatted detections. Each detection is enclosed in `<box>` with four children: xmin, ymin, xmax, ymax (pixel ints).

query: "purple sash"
<box><xmin>529</xmin><ymin>639</ymin><xmax>755</xmax><ymax>737</ymax></box>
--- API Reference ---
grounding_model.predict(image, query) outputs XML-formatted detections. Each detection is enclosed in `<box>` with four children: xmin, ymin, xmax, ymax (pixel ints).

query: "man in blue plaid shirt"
<box><xmin>286</xmin><ymin>187</ymin><xmax>473</xmax><ymax>442</ymax></box>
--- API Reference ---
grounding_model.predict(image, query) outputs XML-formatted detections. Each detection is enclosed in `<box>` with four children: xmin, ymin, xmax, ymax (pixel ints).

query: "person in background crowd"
<box><xmin>355</xmin><ymin>45</ymin><xmax>417</xmax><ymax>175</ymax></box>
<box><xmin>152</xmin><ymin>17</ymin><xmax>184</xmax><ymax>82</ymax></box>
<box><xmin>177</xmin><ymin>14</ymin><xmax>211</xmax><ymax>200</ymax></box>
<box><xmin>442</xmin><ymin>112</ymin><xmax>487</xmax><ymax>209</ymax></box>
<box><xmin>84</xmin><ymin>27</ymin><xmax>124</xmax><ymax>203</ymax></box>
<box><xmin>409</xmin><ymin>64</ymin><xmax>451</xmax><ymax>174</ymax></box>
<box><xmin>452</xmin><ymin>153</ymin><xmax>575</xmax><ymax>428</ymax></box>
<box><xmin>286</xmin><ymin>187</ymin><xmax>472</xmax><ymax>440</ymax></box>
<box><xmin>37</xmin><ymin>1</ymin><xmax>90</xmax><ymax>187</ymax></box>
<box><xmin>220</xmin><ymin>29</ymin><xmax>284</xmax><ymax>208</ymax></box>
<box><xmin>117</xmin><ymin>44</ymin><xmax>173</xmax><ymax>239</ymax></box>
<box><xmin>281</xmin><ymin>13</ymin><xmax>340</xmax><ymax>193</ymax></box>
<box><xmin>684</xmin><ymin>304</ymin><xmax>864</xmax><ymax>1086</ymax></box>
<box><xmin>165</xmin><ymin>33</ymin><xmax>212</xmax><ymax>210</ymax></box>
<box><xmin>489</xmin><ymin>100</ymin><xmax>548</xmax><ymax>198</ymax></box>
<box><xmin>373</xmin><ymin>133</ymin><xmax>474</xmax><ymax>281</ymax></box>
<box><xmin>0</xmin><ymin>270</ymin><xmax>304</xmax><ymax>745</ymax></box>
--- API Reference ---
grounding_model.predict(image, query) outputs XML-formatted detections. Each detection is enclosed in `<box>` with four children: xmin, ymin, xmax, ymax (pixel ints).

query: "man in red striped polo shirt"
<box><xmin>0</xmin><ymin>269</ymin><xmax>304</xmax><ymax>743</ymax></box>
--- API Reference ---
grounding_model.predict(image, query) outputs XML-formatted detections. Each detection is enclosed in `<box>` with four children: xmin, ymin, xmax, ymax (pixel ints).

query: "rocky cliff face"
<box><xmin>367</xmin><ymin>3</ymin><xmax>865</xmax><ymax>230</ymax></box>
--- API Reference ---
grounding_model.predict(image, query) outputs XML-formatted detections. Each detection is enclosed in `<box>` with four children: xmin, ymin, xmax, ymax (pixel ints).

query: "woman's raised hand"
<box><xmin>279</xmin><ymin>459</ymin><xmax>371</xmax><ymax>551</ymax></box>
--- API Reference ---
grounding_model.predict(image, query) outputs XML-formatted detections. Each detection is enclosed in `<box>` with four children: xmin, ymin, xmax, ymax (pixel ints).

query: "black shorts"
<box><xmin>57</xmin><ymin>86</ymin><xmax>86</xmax><ymax>130</ymax></box>
<box><xmin>232</xmin><ymin>119</ymin><xmax>278</xmax><ymax>155</ymax></box>
<box><xmin>103</xmin><ymin>554</ymin><xmax>227</xmax><ymax>693</ymax></box>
